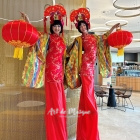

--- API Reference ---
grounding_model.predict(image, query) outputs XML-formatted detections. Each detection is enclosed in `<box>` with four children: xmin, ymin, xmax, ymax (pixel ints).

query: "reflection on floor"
<box><xmin>0</xmin><ymin>86</ymin><xmax>140</xmax><ymax>140</ymax></box>
<box><xmin>17</xmin><ymin>101</ymin><xmax>45</xmax><ymax>107</ymax></box>
<box><xmin>0</xmin><ymin>86</ymin><xmax>46</xmax><ymax>140</ymax></box>
<box><xmin>98</xmin><ymin>91</ymin><xmax>140</xmax><ymax>140</ymax></box>
<box><xmin>69</xmin><ymin>91</ymin><xmax>140</xmax><ymax>140</ymax></box>
<box><xmin>0</xmin><ymin>86</ymin><xmax>80</xmax><ymax>140</ymax></box>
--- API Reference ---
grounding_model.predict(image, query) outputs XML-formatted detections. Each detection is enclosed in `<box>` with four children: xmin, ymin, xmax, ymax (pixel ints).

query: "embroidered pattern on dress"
<box><xmin>80</xmin><ymin>34</ymin><xmax>97</xmax><ymax>76</ymax></box>
<box><xmin>45</xmin><ymin>34</ymin><xmax>65</xmax><ymax>82</ymax></box>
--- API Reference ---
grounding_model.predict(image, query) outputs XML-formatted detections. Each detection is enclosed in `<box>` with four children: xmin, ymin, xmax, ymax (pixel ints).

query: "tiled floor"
<box><xmin>69</xmin><ymin>91</ymin><xmax>140</xmax><ymax>140</ymax></box>
<box><xmin>0</xmin><ymin>87</ymin><xmax>140</xmax><ymax>140</ymax></box>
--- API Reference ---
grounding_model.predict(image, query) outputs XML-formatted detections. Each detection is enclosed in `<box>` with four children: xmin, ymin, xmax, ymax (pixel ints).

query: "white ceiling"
<box><xmin>87</xmin><ymin>0</ymin><xmax>140</xmax><ymax>53</ymax></box>
<box><xmin>0</xmin><ymin>0</ymin><xmax>140</xmax><ymax>53</ymax></box>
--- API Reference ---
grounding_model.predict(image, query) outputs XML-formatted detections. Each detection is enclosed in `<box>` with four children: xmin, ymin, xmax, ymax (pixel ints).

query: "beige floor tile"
<box><xmin>69</xmin><ymin>92</ymin><xmax>140</xmax><ymax>140</ymax></box>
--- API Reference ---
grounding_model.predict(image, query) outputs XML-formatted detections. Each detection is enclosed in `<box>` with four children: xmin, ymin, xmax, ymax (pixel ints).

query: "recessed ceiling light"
<box><xmin>115</xmin><ymin>9</ymin><xmax>140</xmax><ymax>18</ymax></box>
<box><xmin>133</xmin><ymin>39</ymin><xmax>140</xmax><ymax>42</ymax></box>
<box><xmin>113</xmin><ymin>0</ymin><xmax>140</xmax><ymax>10</ymax></box>
<box><xmin>89</xmin><ymin>27</ymin><xmax>109</xmax><ymax>32</ymax></box>
<box><xmin>102</xmin><ymin>10</ymin><xmax>110</xmax><ymax>14</ymax></box>
<box><xmin>105</xmin><ymin>19</ymin><xmax>128</xmax><ymax>26</ymax></box>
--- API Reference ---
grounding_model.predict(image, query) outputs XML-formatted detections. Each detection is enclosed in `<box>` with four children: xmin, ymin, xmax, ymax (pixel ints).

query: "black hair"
<box><xmin>77</xmin><ymin>20</ymin><xmax>89</xmax><ymax>33</ymax></box>
<box><xmin>50</xmin><ymin>20</ymin><xmax>63</xmax><ymax>34</ymax></box>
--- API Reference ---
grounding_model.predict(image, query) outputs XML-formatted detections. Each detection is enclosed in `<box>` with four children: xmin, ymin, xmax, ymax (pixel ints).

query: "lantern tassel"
<box><xmin>117</xmin><ymin>48</ymin><xmax>124</xmax><ymax>56</ymax></box>
<box><xmin>13</xmin><ymin>47</ymin><xmax>23</xmax><ymax>60</ymax></box>
<box><xmin>13</xmin><ymin>47</ymin><xmax>19</xmax><ymax>58</ymax></box>
<box><xmin>18</xmin><ymin>47</ymin><xmax>23</xmax><ymax>60</ymax></box>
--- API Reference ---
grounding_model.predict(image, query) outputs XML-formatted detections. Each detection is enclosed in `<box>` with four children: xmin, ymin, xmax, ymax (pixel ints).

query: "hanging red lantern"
<box><xmin>108</xmin><ymin>29</ymin><xmax>133</xmax><ymax>56</ymax></box>
<box><xmin>2</xmin><ymin>20</ymin><xmax>39</xmax><ymax>60</ymax></box>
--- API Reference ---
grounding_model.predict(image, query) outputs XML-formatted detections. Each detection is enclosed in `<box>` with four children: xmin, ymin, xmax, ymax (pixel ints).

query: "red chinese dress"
<box><xmin>77</xmin><ymin>34</ymin><xmax>100</xmax><ymax>140</ymax></box>
<box><xmin>44</xmin><ymin>33</ymin><xmax>67</xmax><ymax>140</ymax></box>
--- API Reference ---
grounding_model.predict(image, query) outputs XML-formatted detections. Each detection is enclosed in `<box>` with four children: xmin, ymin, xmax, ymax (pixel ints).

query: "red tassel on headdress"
<box><xmin>66</xmin><ymin>16</ymin><xmax>67</xmax><ymax>26</ymax></box>
<box><xmin>89</xmin><ymin>22</ymin><xmax>90</xmax><ymax>29</ymax></box>
<box><xmin>62</xmin><ymin>31</ymin><xmax>64</xmax><ymax>37</ymax></box>
<box><xmin>44</xmin><ymin>17</ymin><xmax>47</xmax><ymax>33</ymax></box>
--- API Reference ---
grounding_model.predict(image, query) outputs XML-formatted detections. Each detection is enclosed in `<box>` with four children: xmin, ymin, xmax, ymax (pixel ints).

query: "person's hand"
<box><xmin>114</xmin><ymin>23</ymin><xmax>120</xmax><ymax>29</ymax></box>
<box><xmin>19</xmin><ymin>11</ymin><xmax>30</xmax><ymax>23</ymax></box>
<box><xmin>108</xmin><ymin>23</ymin><xmax>120</xmax><ymax>34</ymax></box>
<box><xmin>19</xmin><ymin>11</ymin><xmax>26</xmax><ymax>18</ymax></box>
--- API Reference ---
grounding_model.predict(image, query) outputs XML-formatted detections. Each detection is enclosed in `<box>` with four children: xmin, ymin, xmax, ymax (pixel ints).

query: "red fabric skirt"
<box><xmin>77</xmin><ymin>75</ymin><xmax>100</xmax><ymax>140</ymax></box>
<box><xmin>44</xmin><ymin>82</ymin><xmax>67</xmax><ymax>140</ymax></box>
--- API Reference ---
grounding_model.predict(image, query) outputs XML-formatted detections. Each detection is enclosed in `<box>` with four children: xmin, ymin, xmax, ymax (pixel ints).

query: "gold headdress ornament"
<box><xmin>70</xmin><ymin>8</ymin><xmax>90</xmax><ymax>29</ymax></box>
<box><xmin>44</xmin><ymin>4</ymin><xmax>67</xmax><ymax>33</ymax></box>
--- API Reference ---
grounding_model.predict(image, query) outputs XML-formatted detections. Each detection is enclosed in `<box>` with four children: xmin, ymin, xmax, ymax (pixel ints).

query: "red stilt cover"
<box><xmin>77</xmin><ymin>75</ymin><xmax>100</xmax><ymax>140</ymax></box>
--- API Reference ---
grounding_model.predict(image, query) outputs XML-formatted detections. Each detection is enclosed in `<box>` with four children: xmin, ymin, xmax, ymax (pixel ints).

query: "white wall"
<box><xmin>111</xmin><ymin>52</ymin><xmax>124</xmax><ymax>63</ymax></box>
<box><xmin>138</xmin><ymin>53</ymin><xmax>140</xmax><ymax>62</ymax></box>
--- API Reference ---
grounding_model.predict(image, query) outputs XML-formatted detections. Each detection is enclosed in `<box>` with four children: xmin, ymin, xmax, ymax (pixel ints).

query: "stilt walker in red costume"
<box><xmin>65</xmin><ymin>8</ymin><xmax>120</xmax><ymax>140</ymax></box>
<box><xmin>21</xmin><ymin>5</ymin><xmax>67</xmax><ymax>140</ymax></box>
<box><xmin>43</xmin><ymin>5</ymin><xmax>67</xmax><ymax>140</ymax></box>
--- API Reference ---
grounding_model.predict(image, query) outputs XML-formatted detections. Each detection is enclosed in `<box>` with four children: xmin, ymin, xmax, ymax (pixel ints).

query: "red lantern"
<box><xmin>2</xmin><ymin>20</ymin><xmax>39</xmax><ymax>60</ymax></box>
<box><xmin>108</xmin><ymin>29</ymin><xmax>133</xmax><ymax>56</ymax></box>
